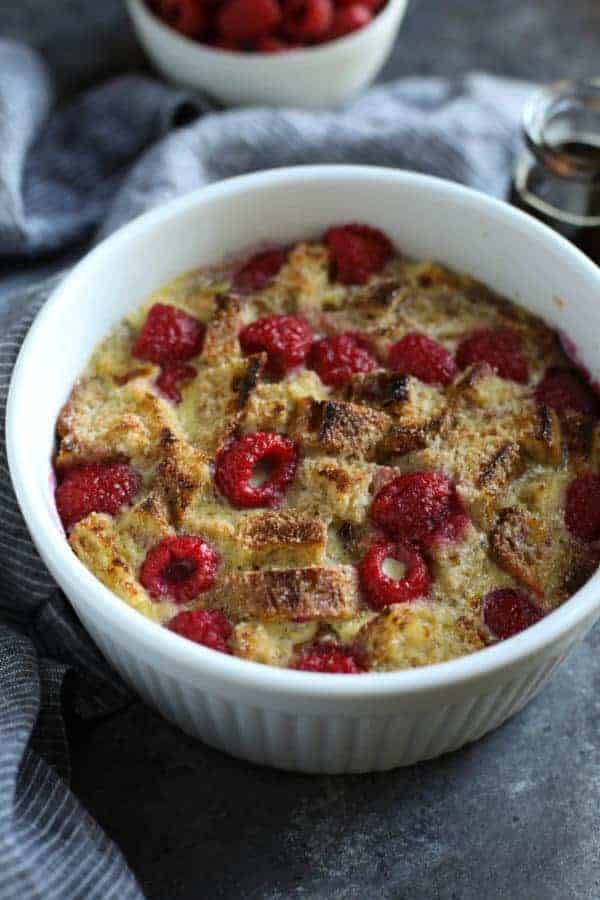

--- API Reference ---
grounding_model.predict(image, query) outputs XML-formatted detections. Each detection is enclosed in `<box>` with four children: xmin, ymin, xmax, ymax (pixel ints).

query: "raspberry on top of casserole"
<box><xmin>54</xmin><ymin>224</ymin><xmax>600</xmax><ymax>673</ymax></box>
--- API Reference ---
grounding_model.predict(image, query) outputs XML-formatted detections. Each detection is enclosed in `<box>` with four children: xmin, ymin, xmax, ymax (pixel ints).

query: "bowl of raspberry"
<box><xmin>7</xmin><ymin>166</ymin><xmax>600</xmax><ymax>773</ymax></box>
<box><xmin>125</xmin><ymin>0</ymin><xmax>408</xmax><ymax>108</ymax></box>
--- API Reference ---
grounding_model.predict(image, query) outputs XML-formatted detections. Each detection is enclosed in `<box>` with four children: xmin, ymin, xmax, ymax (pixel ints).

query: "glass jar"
<box><xmin>510</xmin><ymin>78</ymin><xmax>600</xmax><ymax>264</ymax></box>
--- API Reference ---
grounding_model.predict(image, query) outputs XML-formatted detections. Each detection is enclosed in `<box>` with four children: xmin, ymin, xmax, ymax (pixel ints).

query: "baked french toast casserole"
<box><xmin>53</xmin><ymin>223</ymin><xmax>600</xmax><ymax>673</ymax></box>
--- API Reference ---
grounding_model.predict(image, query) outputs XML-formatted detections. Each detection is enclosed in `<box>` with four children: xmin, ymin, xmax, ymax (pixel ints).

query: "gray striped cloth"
<box><xmin>0</xmin><ymin>37</ymin><xmax>531</xmax><ymax>900</ymax></box>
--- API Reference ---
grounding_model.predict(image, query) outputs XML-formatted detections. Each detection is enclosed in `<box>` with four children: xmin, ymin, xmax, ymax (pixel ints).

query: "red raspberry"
<box><xmin>140</xmin><ymin>535</ymin><xmax>219</xmax><ymax>603</ymax></box>
<box><xmin>307</xmin><ymin>332</ymin><xmax>378</xmax><ymax>386</ymax></box>
<box><xmin>371</xmin><ymin>471</ymin><xmax>468</xmax><ymax>547</ymax></box>
<box><xmin>215</xmin><ymin>432</ymin><xmax>298</xmax><ymax>508</ymax></box>
<box><xmin>156</xmin><ymin>363</ymin><xmax>196</xmax><ymax>403</ymax></box>
<box><xmin>388</xmin><ymin>332</ymin><xmax>457</xmax><ymax>386</ymax></box>
<box><xmin>233</xmin><ymin>248</ymin><xmax>288</xmax><ymax>293</ymax></box>
<box><xmin>282</xmin><ymin>0</ymin><xmax>333</xmax><ymax>41</ymax></box>
<box><xmin>483</xmin><ymin>588</ymin><xmax>543</xmax><ymax>640</ymax></box>
<box><xmin>132</xmin><ymin>304</ymin><xmax>205</xmax><ymax>365</ymax></box>
<box><xmin>156</xmin><ymin>0</ymin><xmax>209</xmax><ymax>37</ymax></box>
<box><xmin>565</xmin><ymin>473</ymin><xmax>600</xmax><ymax>542</ymax></box>
<box><xmin>327</xmin><ymin>4</ymin><xmax>372</xmax><ymax>40</ymax></box>
<box><xmin>239</xmin><ymin>315</ymin><xmax>313</xmax><ymax>377</ymax></box>
<box><xmin>254</xmin><ymin>35</ymin><xmax>299</xmax><ymax>52</ymax></box>
<box><xmin>336</xmin><ymin>0</ymin><xmax>383</xmax><ymax>11</ymax></box>
<box><xmin>326</xmin><ymin>223</ymin><xmax>393</xmax><ymax>285</ymax></box>
<box><xmin>168</xmin><ymin>607</ymin><xmax>232</xmax><ymax>653</ymax></box>
<box><xmin>359</xmin><ymin>541</ymin><xmax>431</xmax><ymax>609</ymax></box>
<box><xmin>210</xmin><ymin>36</ymin><xmax>242</xmax><ymax>51</ymax></box>
<box><xmin>535</xmin><ymin>367</ymin><xmax>600</xmax><ymax>417</ymax></box>
<box><xmin>217</xmin><ymin>0</ymin><xmax>282</xmax><ymax>44</ymax></box>
<box><xmin>293</xmin><ymin>642</ymin><xmax>365</xmax><ymax>673</ymax></box>
<box><xmin>55</xmin><ymin>463</ymin><xmax>140</xmax><ymax>530</ymax></box>
<box><xmin>456</xmin><ymin>328</ymin><xmax>529</xmax><ymax>384</ymax></box>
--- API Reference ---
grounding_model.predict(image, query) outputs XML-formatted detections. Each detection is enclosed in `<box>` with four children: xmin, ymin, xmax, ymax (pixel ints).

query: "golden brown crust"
<box><xmin>205</xmin><ymin>566</ymin><xmax>363</xmax><ymax>622</ymax></box>
<box><xmin>290</xmin><ymin>397</ymin><xmax>391</xmax><ymax>460</ymax></box>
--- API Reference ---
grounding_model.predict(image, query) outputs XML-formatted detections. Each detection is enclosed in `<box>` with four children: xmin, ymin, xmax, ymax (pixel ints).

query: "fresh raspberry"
<box><xmin>210</xmin><ymin>36</ymin><xmax>242</xmax><ymax>51</ymax></box>
<box><xmin>535</xmin><ymin>367</ymin><xmax>600</xmax><ymax>417</ymax></box>
<box><xmin>233</xmin><ymin>248</ymin><xmax>288</xmax><ymax>293</ymax></box>
<box><xmin>326</xmin><ymin>223</ymin><xmax>393</xmax><ymax>285</ymax></box>
<box><xmin>336</xmin><ymin>0</ymin><xmax>383</xmax><ymax>11</ymax></box>
<box><xmin>388</xmin><ymin>332</ymin><xmax>457</xmax><ymax>386</ymax></box>
<box><xmin>371</xmin><ymin>471</ymin><xmax>468</xmax><ymax>547</ymax></box>
<box><xmin>483</xmin><ymin>588</ymin><xmax>543</xmax><ymax>640</ymax></box>
<box><xmin>156</xmin><ymin>363</ymin><xmax>196</xmax><ymax>403</ymax></box>
<box><xmin>132</xmin><ymin>304</ymin><xmax>205</xmax><ymax>364</ymax></box>
<box><xmin>254</xmin><ymin>35</ymin><xmax>299</xmax><ymax>51</ymax></box>
<box><xmin>140</xmin><ymin>536</ymin><xmax>219</xmax><ymax>603</ymax></box>
<box><xmin>307</xmin><ymin>332</ymin><xmax>378</xmax><ymax>386</ymax></box>
<box><xmin>217</xmin><ymin>0</ymin><xmax>282</xmax><ymax>44</ymax></box>
<box><xmin>293</xmin><ymin>642</ymin><xmax>365</xmax><ymax>673</ymax></box>
<box><xmin>55</xmin><ymin>463</ymin><xmax>140</xmax><ymax>530</ymax></box>
<box><xmin>215</xmin><ymin>432</ymin><xmax>298</xmax><ymax>508</ymax></box>
<box><xmin>565</xmin><ymin>473</ymin><xmax>600</xmax><ymax>542</ymax></box>
<box><xmin>168</xmin><ymin>607</ymin><xmax>232</xmax><ymax>653</ymax></box>
<box><xmin>156</xmin><ymin>0</ymin><xmax>209</xmax><ymax>37</ymax></box>
<box><xmin>239</xmin><ymin>315</ymin><xmax>313</xmax><ymax>377</ymax></box>
<box><xmin>282</xmin><ymin>0</ymin><xmax>333</xmax><ymax>41</ymax></box>
<box><xmin>359</xmin><ymin>541</ymin><xmax>431</xmax><ymax>609</ymax></box>
<box><xmin>326</xmin><ymin>4</ymin><xmax>372</xmax><ymax>40</ymax></box>
<box><xmin>456</xmin><ymin>328</ymin><xmax>529</xmax><ymax>383</ymax></box>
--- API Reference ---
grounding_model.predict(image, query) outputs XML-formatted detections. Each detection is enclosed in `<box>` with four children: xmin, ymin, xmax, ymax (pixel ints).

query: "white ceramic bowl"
<box><xmin>7</xmin><ymin>166</ymin><xmax>600</xmax><ymax>773</ymax></box>
<box><xmin>125</xmin><ymin>0</ymin><xmax>408</xmax><ymax>108</ymax></box>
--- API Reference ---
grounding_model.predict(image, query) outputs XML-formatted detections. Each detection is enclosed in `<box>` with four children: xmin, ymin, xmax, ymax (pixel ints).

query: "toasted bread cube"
<box><xmin>346</xmin><ymin>373</ymin><xmax>447</xmax><ymax>459</ymax></box>
<box><xmin>200</xmin><ymin>292</ymin><xmax>247</xmax><ymax>364</ymax></box>
<box><xmin>356</xmin><ymin>602</ymin><xmax>485</xmax><ymax>671</ymax></box>
<box><xmin>179</xmin><ymin>356</ymin><xmax>265</xmax><ymax>453</ymax></box>
<box><xmin>238</xmin><ymin>510</ymin><xmax>327</xmax><ymax>567</ymax></box>
<box><xmin>231</xmin><ymin>620</ymin><xmax>318</xmax><ymax>667</ymax></box>
<box><xmin>240</xmin><ymin>369</ymin><xmax>328</xmax><ymax>434</ymax></box>
<box><xmin>289</xmin><ymin>457</ymin><xmax>373</xmax><ymax>523</ymax></box>
<box><xmin>490</xmin><ymin>506</ymin><xmax>597</xmax><ymax>606</ymax></box>
<box><xmin>520</xmin><ymin>403</ymin><xmax>562</xmax><ymax>466</ymax></box>
<box><xmin>290</xmin><ymin>398</ymin><xmax>391</xmax><ymax>461</ymax></box>
<box><xmin>56</xmin><ymin>376</ymin><xmax>184</xmax><ymax>469</ymax></box>
<box><xmin>69</xmin><ymin>513</ymin><xmax>168</xmax><ymax>622</ymax></box>
<box><xmin>155</xmin><ymin>436</ymin><xmax>212</xmax><ymax>524</ymax></box>
<box><xmin>205</xmin><ymin>565</ymin><xmax>363</xmax><ymax>622</ymax></box>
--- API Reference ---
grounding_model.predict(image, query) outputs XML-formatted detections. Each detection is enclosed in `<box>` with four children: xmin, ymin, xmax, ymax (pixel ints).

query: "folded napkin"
<box><xmin>0</xmin><ymin>37</ymin><xmax>532</xmax><ymax>900</ymax></box>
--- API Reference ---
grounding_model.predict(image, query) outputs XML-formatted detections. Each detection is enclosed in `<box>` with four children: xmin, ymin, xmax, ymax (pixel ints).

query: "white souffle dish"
<box><xmin>125</xmin><ymin>0</ymin><xmax>409</xmax><ymax>109</ymax></box>
<box><xmin>7</xmin><ymin>166</ymin><xmax>600</xmax><ymax>773</ymax></box>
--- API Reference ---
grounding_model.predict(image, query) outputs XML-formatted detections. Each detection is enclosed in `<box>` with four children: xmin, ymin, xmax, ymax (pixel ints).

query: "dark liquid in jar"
<box><xmin>510</xmin><ymin>141</ymin><xmax>600</xmax><ymax>265</ymax></box>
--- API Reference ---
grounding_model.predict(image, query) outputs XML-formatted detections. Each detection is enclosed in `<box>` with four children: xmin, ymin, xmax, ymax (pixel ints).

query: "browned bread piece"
<box><xmin>205</xmin><ymin>565</ymin><xmax>364</xmax><ymax>622</ymax></box>
<box><xmin>178</xmin><ymin>508</ymin><xmax>328</xmax><ymax>568</ymax></box>
<box><xmin>239</xmin><ymin>368</ymin><xmax>329</xmax><ymax>434</ymax></box>
<box><xmin>200</xmin><ymin>292</ymin><xmax>247</xmax><ymax>364</ymax></box>
<box><xmin>179</xmin><ymin>354</ymin><xmax>267</xmax><ymax>453</ymax></box>
<box><xmin>490</xmin><ymin>506</ymin><xmax>597</xmax><ymax>606</ymax></box>
<box><xmin>289</xmin><ymin>397</ymin><xmax>391</xmax><ymax>461</ymax></box>
<box><xmin>231</xmin><ymin>620</ymin><xmax>319</xmax><ymax>667</ymax></box>
<box><xmin>288</xmin><ymin>457</ymin><xmax>374</xmax><ymax>523</ymax></box>
<box><xmin>355</xmin><ymin>601</ymin><xmax>486</xmax><ymax>671</ymax></box>
<box><xmin>410</xmin><ymin>404</ymin><xmax>527</xmax><ymax>528</ymax></box>
<box><xmin>69</xmin><ymin>510</ymin><xmax>173</xmax><ymax>622</ymax></box>
<box><xmin>154</xmin><ymin>433</ymin><xmax>212</xmax><ymax>525</ymax></box>
<box><xmin>56</xmin><ymin>376</ymin><xmax>184</xmax><ymax>469</ymax></box>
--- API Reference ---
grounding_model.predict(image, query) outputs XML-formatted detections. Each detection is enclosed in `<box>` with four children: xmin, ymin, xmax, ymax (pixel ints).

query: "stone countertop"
<box><xmin>3</xmin><ymin>2</ymin><xmax>600</xmax><ymax>898</ymax></box>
